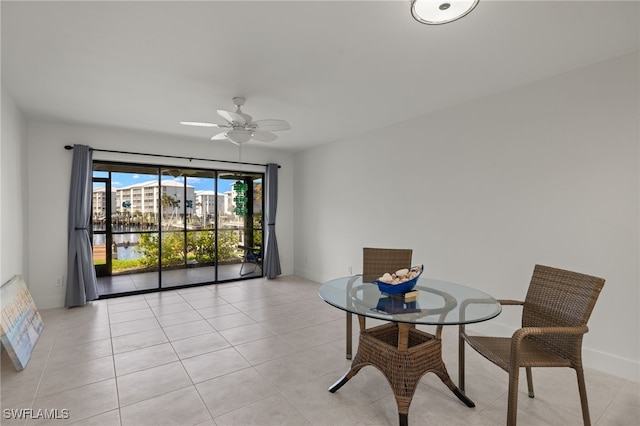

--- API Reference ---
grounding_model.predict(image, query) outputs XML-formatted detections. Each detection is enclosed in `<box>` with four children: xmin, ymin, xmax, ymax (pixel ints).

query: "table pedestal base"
<box><xmin>329</xmin><ymin>322</ymin><xmax>474</xmax><ymax>425</ymax></box>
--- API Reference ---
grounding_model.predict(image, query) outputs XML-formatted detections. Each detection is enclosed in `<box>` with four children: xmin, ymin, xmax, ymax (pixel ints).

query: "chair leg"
<box><xmin>240</xmin><ymin>260</ymin><xmax>261</xmax><ymax>276</ymax></box>
<box><xmin>575</xmin><ymin>366</ymin><xmax>592</xmax><ymax>426</ymax></box>
<box><xmin>346</xmin><ymin>312</ymin><xmax>352</xmax><ymax>360</ymax></box>
<box><xmin>525</xmin><ymin>367</ymin><xmax>534</xmax><ymax>398</ymax></box>
<box><xmin>507</xmin><ymin>368</ymin><xmax>520</xmax><ymax>426</ymax></box>
<box><xmin>240</xmin><ymin>261</ymin><xmax>257</xmax><ymax>276</ymax></box>
<box><xmin>459</xmin><ymin>325</ymin><xmax>466</xmax><ymax>392</ymax></box>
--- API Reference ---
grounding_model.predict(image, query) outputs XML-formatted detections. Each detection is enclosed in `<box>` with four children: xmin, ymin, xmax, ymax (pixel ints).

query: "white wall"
<box><xmin>25</xmin><ymin>121</ymin><xmax>294</xmax><ymax>309</ymax></box>
<box><xmin>1</xmin><ymin>88</ymin><xmax>28</xmax><ymax>287</ymax></box>
<box><xmin>293</xmin><ymin>53</ymin><xmax>639</xmax><ymax>381</ymax></box>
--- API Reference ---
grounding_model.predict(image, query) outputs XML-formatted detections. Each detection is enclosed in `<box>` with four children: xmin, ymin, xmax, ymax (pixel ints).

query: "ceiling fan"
<box><xmin>180</xmin><ymin>97</ymin><xmax>290</xmax><ymax>145</ymax></box>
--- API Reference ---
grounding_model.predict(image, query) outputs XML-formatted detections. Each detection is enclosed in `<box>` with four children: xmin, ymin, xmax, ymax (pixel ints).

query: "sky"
<box><xmin>96</xmin><ymin>173</ymin><xmax>246</xmax><ymax>193</ymax></box>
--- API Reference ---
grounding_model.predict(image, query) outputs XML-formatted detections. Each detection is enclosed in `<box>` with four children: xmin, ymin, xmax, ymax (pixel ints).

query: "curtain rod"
<box><xmin>64</xmin><ymin>145</ymin><xmax>280</xmax><ymax>168</ymax></box>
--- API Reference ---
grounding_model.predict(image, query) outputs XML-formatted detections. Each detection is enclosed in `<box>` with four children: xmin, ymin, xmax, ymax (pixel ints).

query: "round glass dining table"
<box><xmin>319</xmin><ymin>275</ymin><xmax>502</xmax><ymax>426</ymax></box>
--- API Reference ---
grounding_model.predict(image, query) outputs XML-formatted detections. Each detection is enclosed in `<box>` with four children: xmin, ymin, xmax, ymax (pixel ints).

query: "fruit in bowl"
<box><xmin>374</xmin><ymin>265</ymin><xmax>423</xmax><ymax>295</ymax></box>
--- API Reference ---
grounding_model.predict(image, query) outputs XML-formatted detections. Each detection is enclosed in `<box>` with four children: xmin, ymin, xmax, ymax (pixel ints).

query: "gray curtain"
<box><xmin>263</xmin><ymin>163</ymin><xmax>281</xmax><ymax>278</ymax></box>
<box><xmin>65</xmin><ymin>145</ymin><xmax>99</xmax><ymax>307</ymax></box>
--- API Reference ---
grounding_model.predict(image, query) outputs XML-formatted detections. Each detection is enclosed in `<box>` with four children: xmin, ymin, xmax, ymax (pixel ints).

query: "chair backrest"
<box><xmin>362</xmin><ymin>247</ymin><xmax>413</xmax><ymax>282</ymax></box>
<box><xmin>522</xmin><ymin>264</ymin><xmax>605</xmax><ymax>358</ymax></box>
<box><xmin>247</xmin><ymin>251</ymin><xmax>261</xmax><ymax>262</ymax></box>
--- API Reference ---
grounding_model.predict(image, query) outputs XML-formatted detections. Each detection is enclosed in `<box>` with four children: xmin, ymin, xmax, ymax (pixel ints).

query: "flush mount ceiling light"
<box><xmin>411</xmin><ymin>0</ymin><xmax>479</xmax><ymax>25</ymax></box>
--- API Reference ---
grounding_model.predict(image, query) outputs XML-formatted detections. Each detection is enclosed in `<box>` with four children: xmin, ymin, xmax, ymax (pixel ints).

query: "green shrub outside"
<box><xmin>120</xmin><ymin>230</ymin><xmax>242</xmax><ymax>272</ymax></box>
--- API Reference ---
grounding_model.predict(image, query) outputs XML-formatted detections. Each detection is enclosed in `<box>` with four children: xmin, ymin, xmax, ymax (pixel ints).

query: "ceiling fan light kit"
<box><xmin>226</xmin><ymin>129</ymin><xmax>252</xmax><ymax>145</ymax></box>
<box><xmin>181</xmin><ymin>97</ymin><xmax>290</xmax><ymax>145</ymax></box>
<box><xmin>411</xmin><ymin>0</ymin><xmax>479</xmax><ymax>25</ymax></box>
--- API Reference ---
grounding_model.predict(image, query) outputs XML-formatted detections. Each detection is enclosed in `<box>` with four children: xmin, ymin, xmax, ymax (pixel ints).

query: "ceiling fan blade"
<box><xmin>253</xmin><ymin>119</ymin><xmax>291</xmax><ymax>132</ymax></box>
<box><xmin>251</xmin><ymin>130</ymin><xmax>278</xmax><ymax>143</ymax></box>
<box><xmin>180</xmin><ymin>121</ymin><xmax>222</xmax><ymax>128</ymax></box>
<box><xmin>217</xmin><ymin>109</ymin><xmax>246</xmax><ymax>125</ymax></box>
<box><xmin>237</xmin><ymin>111</ymin><xmax>253</xmax><ymax>124</ymax></box>
<box><xmin>211</xmin><ymin>132</ymin><xmax>228</xmax><ymax>141</ymax></box>
<box><xmin>209</xmin><ymin>128</ymin><xmax>228</xmax><ymax>136</ymax></box>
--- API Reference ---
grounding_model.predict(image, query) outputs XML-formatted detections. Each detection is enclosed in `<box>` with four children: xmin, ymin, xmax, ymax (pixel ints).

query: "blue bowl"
<box><xmin>373</xmin><ymin>265</ymin><xmax>423</xmax><ymax>295</ymax></box>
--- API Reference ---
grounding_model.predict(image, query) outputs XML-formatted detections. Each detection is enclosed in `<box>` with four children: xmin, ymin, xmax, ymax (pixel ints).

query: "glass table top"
<box><xmin>319</xmin><ymin>275</ymin><xmax>502</xmax><ymax>325</ymax></box>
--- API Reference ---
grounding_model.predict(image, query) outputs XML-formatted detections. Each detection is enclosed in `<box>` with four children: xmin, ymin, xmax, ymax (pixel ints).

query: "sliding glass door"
<box><xmin>91</xmin><ymin>178</ymin><xmax>110</xmax><ymax>277</ymax></box>
<box><xmin>92</xmin><ymin>161</ymin><xmax>264</xmax><ymax>297</ymax></box>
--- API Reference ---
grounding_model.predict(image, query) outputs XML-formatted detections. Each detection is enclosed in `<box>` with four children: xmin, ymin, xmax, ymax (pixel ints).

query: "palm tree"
<box><xmin>161</xmin><ymin>194</ymin><xmax>180</xmax><ymax>226</ymax></box>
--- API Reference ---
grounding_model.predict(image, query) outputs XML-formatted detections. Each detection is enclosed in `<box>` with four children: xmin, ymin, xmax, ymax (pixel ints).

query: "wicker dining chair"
<box><xmin>344</xmin><ymin>247</ymin><xmax>413</xmax><ymax>359</ymax></box>
<box><xmin>459</xmin><ymin>264</ymin><xmax>605</xmax><ymax>426</ymax></box>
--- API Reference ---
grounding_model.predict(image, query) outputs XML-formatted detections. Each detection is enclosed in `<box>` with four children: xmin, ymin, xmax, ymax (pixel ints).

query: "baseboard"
<box><xmin>582</xmin><ymin>347</ymin><xmax>640</xmax><ymax>383</ymax></box>
<box><xmin>466</xmin><ymin>321</ymin><xmax>640</xmax><ymax>383</ymax></box>
<box><xmin>293</xmin><ymin>267</ymin><xmax>321</xmax><ymax>283</ymax></box>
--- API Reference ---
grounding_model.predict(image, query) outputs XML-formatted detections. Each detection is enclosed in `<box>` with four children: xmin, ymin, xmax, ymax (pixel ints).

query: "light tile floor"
<box><xmin>1</xmin><ymin>276</ymin><xmax>638</xmax><ymax>425</ymax></box>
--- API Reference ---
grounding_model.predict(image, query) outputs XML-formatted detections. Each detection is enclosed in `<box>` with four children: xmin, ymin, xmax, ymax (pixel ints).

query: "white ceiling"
<box><xmin>2</xmin><ymin>1</ymin><xmax>638</xmax><ymax>152</ymax></box>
